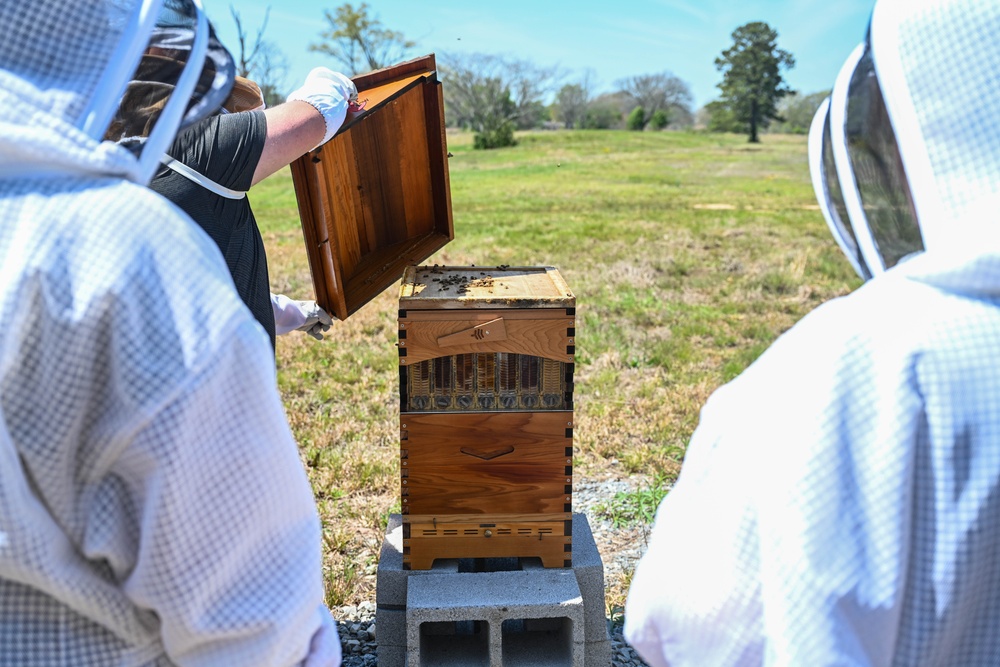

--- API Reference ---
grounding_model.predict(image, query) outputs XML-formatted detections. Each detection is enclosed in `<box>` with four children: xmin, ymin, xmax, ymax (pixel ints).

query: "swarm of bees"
<box><xmin>424</xmin><ymin>265</ymin><xmax>513</xmax><ymax>294</ymax></box>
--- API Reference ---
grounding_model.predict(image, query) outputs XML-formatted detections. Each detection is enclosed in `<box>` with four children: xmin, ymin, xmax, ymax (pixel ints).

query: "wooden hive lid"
<box><xmin>399</xmin><ymin>265</ymin><xmax>575</xmax><ymax>310</ymax></box>
<box><xmin>290</xmin><ymin>54</ymin><xmax>453</xmax><ymax>321</ymax></box>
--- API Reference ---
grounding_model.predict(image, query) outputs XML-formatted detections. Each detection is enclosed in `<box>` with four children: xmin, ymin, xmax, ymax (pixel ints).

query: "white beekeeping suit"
<box><xmin>625</xmin><ymin>0</ymin><xmax>1000</xmax><ymax>665</ymax></box>
<box><xmin>0</xmin><ymin>1</ymin><xmax>340</xmax><ymax>665</ymax></box>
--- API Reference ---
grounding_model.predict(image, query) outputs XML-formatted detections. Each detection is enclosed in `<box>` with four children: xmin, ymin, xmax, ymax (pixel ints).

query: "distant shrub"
<box><xmin>473</xmin><ymin>122</ymin><xmax>517</xmax><ymax>149</ymax></box>
<box><xmin>649</xmin><ymin>109</ymin><xmax>669</xmax><ymax>130</ymax></box>
<box><xmin>626</xmin><ymin>106</ymin><xmax>646</xmax><ymax>131</ymax></box>
<box><xmin>580</xmin><ymin>103</ymin><xmax>621</xmax><ymax>129</ymax></box>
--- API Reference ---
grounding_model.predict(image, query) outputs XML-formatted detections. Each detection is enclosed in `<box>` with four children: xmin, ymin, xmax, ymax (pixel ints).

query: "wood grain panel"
<box><xmin>404</xmin><ymin>513</ymin><xmax>570</xmax><ymax>524</ymax></box>
<box><xmin>401</xmin><ymin>309</ymin><xmax>573</xmax><ymax>322</ymax></box>
<box><xmin>290</xmin><ymin>54</ymin><xmax>454</xmax><ymax>321</ymax></box>
<box><xmin>401</xmin><ymin>412</ymin><xmax>571</xmax><ymax>516</ymax></box>
<box><xmin>352</xmin><ymin>54</ymin><xmax>437</xmax><ymax>93</ymax></box>
<box><xmin>394</xmin><ymin>86</ymin><xmax>433</xmax><ymax>239</ymax></box>
<box><xmin>403</xmin><ymin>525</ymin><xmax>571</xmax><ymax>569</ymax></box>
<box><xmin>425</xmin><ymin>81</ymin><xmax>453</xmax><ymax>238</ymax></box>
<box><xmin>289</xmin><ymin>157</ymin><xmax>329</xmax><ymax>312</ymax></box>
<box><xmin>401</xmin><ymin>316</ymin><xmax>573</xmax><ymax>364</ymax></box>
<box><xmin>359</xmin><ymin>100</ymin><xmax>406</xmax><ymax>249</ymax></box>
<box><xmin>318</xmin><ymin>134</ymin><xmax>362</xmax><ymax>277</ymax></box>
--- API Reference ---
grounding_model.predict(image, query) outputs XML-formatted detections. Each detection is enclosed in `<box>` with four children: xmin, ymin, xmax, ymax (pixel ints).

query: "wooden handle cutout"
<box><xmin>437</xmin><ymin>318</ymin><xmax>507</xmax><ymax>347</ymax></box>
<box><xmin>460</xmin><ymin>445</ymin><xmax>515</xmax><ymax>461</ymax></box>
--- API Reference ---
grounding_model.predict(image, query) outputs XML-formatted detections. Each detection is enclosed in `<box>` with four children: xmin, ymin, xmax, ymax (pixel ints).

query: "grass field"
<box><xmin>249</xmin><ymin>129</ymin><xmax>860</xmax><ymax>611</ymax></box>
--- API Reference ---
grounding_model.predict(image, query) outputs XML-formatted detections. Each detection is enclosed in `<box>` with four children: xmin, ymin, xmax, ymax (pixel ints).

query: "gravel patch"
<box><xmin>335</xmin><ymin>476</ymin><xmax>655</xmax><ymax>666</ymax></box>
<box><xmin>335</xmin><ymin>601</ymin><xmax>377</xmax><ymax>667</ymax></box>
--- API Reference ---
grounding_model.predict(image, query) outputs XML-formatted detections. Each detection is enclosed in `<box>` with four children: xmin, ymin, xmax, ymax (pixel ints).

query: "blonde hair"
<box><xmin>223</xmin><ymin>77</ymin><xmax>265</xmax><ymax>113</ymax></box>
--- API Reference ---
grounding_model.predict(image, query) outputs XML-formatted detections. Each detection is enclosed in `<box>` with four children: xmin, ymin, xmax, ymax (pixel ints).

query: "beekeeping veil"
<box><xmin>808</xmin><ymin>0</ymin><xmax>1000</xmax><ymax>280</ymax></box>
<box><xmin>103</xmin><ymin>0</ymin><xmax>235</xmax><ymax>182</ymax></box>
<box><xmin>0</xmin><ymin>0</ymin><xmax>233</xmax><ymax>185</ymax></box>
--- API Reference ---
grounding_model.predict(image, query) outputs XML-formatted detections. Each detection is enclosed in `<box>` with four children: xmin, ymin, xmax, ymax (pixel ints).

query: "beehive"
<box><xmin>398</xmin><ymin>265</ymin><xmax>576</xmax><ymax>570</ymax></box>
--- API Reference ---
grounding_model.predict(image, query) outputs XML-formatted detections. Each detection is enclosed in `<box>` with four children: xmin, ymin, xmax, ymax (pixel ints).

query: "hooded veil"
<box><xmin>0</xmin><ymin>2</ymin><xmax>336</xmax><ymax>665</ymax></box>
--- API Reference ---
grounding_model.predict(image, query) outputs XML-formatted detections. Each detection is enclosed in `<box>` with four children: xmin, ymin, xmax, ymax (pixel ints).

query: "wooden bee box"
<box><xmin>290</xmin><ymin>55</ymin><xmax>453</xmax><ymax>321</ymax></box>
<box><xmin>397</xmin><ymin>266</ymin><xmax>576</xmax><ymax>570</ymax></box>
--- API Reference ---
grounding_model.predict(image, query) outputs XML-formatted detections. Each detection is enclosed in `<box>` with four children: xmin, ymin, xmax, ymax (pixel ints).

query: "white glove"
<box><xmin>286</xmin><ymin>67</ymin><xmax>357</xmax><ymax>148</ymax></box>
<box><xmin>271</xmin><ymin>294</ymin><xmax>334</xmax><ymax>340</ymax></box>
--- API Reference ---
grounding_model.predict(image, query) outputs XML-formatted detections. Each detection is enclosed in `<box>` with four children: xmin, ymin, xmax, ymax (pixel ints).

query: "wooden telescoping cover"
<box><xmin>290</xmin><ymin>54</ymin><xmax>454</xmax><ymax>321</ymax></box>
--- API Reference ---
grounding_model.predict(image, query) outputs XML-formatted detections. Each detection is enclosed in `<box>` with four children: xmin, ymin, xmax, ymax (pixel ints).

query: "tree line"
<box><xmin>236</xmin><ymin>3</ymin><xmax>824</xmax><ymax>149</ymax></box>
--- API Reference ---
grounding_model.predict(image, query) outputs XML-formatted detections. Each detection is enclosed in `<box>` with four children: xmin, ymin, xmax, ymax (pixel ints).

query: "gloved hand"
<box><xmin>286</xmin><ymin>67</ymin><xmax>358</xmax><ymax>148</ymax></box>
<box><xmin>271</xmin><ymin>294</ymin><xmax>335</xmax><ymax>340</ymax></box>
<box><xmin>297</xmin><ymin>300</ymin><xmax>334</xmax><ymax>340</ymax></box>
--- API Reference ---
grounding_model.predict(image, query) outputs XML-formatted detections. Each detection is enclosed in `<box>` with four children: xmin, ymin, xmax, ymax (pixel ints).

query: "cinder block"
<box><xmin>406</xmin><ymin>570</ymin><xmax>584</xmax><ymax>667</ymax></box>
<box><xmin>377</xmin><ymin>514</ymin><xmax>461</xmax><ymax>657</ymax></box>
<box><xmin>376</xmin><ymin>642</ymin><xmax>405</xmax><ymax>667</ymax></box>
<box><xmin>375</xmin><ymin>513</ymin><xmax>609</xmax><ymax>666</ymax></box>
<box><xmin>522</xmin><ymin>514</ymin><xmax>609</xmax><ymax>647</ymax></box>
<box><xmin>572</xmin><ymin>514</ymin><xmax>610</xmax><ymax>647</ymax></box>
<box><xmin>377</xmin><ymin>514</ymin><xmax>459</xmax><ymax>608</ymax></box>
<box><xmin>374</xmin><ymin>606</ymin><xmax>405</xmax><ymax>648</ymax></box>
<box><xmin>585</xmin><ymin>639</ymin><xmax>612</xmax><ymax>667</ymax></box>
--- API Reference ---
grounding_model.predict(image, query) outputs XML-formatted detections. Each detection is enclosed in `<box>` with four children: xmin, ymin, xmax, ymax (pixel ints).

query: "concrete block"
<box><xmin>374</xmin><ymin>606</ymin><xmax>406</xmax><ymax>648</ymax></box>
<box><xmin>376</xmin><ymin>642</ymin><xmax>405</xmax><ymax>667</ymax></box>
<box><xmin>502</xmin><ymin>621</ymin><xmax>580</xmax><ymax>667</ymax></box>
<box><xmin>584</xmin><ymin>639</ymin><xmax>612</xmax><ymax>667</ymax></box>
<box><xmin>572</xmin><ymin>514</ymin><xmax>610</xmax><ymax>647</ymax></box>
<box><xmin>377</xmin><ymin>514</ymin><xmax>459</xmax><ymax>608</ymax></box>
<box><xmin>522</xmin><ymin>514</ymin><xmax>609</xmax><ymax>646</ymax></box>
<box><xmin>406</xmin><ymin>570</ymin><xmax>584</xmax><ymax>667</ymax></box>
<box><xmin>375</xmin><ymin>513</ymin><xmax>609</xmax><ymax>666</ymax></box>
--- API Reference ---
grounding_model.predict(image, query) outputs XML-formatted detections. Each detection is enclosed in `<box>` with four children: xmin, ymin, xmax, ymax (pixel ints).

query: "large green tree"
<box><xmin>309</xmin><ymin>2</ymin><xmax>414</xmax><ymax>75</ymax></box>
<box><xmin>714</xmin><ymin>21</ymin><xmax>794</xmax><ymax>142</ymax></box>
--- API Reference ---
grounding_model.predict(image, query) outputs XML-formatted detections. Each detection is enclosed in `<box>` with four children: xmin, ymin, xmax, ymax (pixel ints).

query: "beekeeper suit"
<box><xmin>625</xmin><ymin>0</ymin><xmax>1000</xmax><ymax>665</ymax></box>
<box><xmin>0</xmin><ymin>1</ymin><xmax>339</xmax><ymax>665</ymax></box>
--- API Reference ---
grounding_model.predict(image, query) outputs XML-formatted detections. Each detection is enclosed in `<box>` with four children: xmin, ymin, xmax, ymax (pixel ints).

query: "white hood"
<box><xmin>0</xmin><ymin>0</ymin><xmax>234</xmax><ymax>185</ymax></box>
<box><xmin>810</xmin><ymin>0</ymin><xmax>1000</xmax><ymax>292</ymax></box>
<box><xmin>872</xmin><ymin>0</ymin><xmax>1000</xmax><ymax>256</ymax></box>
<box><xmin>0</xmin><ymin>1</ymin><xmax>152</xmax><ymax>181</ymax></box>
<box><xmin>875</xmin><ymin>0</ymin><xmax>1000</xmax><ymax>296</ymax></box>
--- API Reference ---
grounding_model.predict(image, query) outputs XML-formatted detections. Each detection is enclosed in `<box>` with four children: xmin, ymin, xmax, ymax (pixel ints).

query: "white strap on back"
<box><xmin>160</xmin><ymin>156</ymin><xmax>247</xmax><ymax>200</ymax></box>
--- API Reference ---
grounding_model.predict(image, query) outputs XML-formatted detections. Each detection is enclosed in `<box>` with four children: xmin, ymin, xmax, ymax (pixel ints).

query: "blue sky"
<box><xmin>207</xmin><ymin>0</ymin><xmax>875</xmax><ymax>109</ymax></box>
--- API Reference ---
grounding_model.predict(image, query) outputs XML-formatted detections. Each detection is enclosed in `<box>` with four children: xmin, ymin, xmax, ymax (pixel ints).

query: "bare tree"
<box><xmin>768</xmin><ymin>89</ymin><xmax>828</xmax><ymax>134</ymax></box>
<box><xmin>229</xmin><ymin>5</ymin><xmax>290</xmax><ymax>104</ymax></box>
<box><xmin>554</xmin><ymin>71</ymin><xmax>595</xmax><ymax>129</ymax></box>
<box><xmin>440</xmin><ymin>52</ymin><xmax>562</xmax><ymax>147</ymax></box>
<box><xmin>616</xmin><ymin>72</ymin><xmax>694</xmax><ymax>130</ymax></box>
<box><xmin>309</xmin><ymin>2</ymin><xmax>414</xmax><ymax>75</ymax></box>
<box><xmin>554</xmin><ymin>84</ymin><xmax>587</xmax><ymax>129</ymax></box>
<box><xmin>254</xmin><ymin>42</ymin><xmax>290</xmax><ymax>108</ymax></box>
<box><xmin>230</xmin><ymin>5</ymin><xmax>270</xmax><ymax>78</ymax></box>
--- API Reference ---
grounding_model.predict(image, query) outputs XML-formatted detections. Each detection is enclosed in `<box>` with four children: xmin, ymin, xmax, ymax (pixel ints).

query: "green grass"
<box><xmin>594</xmin><ymin>472</ymin><xmax>675</xmax><ymax>528</ymax></box>
<box><xmin>251</xmin><ymin>128</ymin><xmax>861</xmax><ymax>608</ymax></box>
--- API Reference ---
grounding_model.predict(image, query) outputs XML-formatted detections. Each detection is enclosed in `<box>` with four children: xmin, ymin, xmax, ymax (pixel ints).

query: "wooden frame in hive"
<box><xmin>290</xmin><ymin>55</ymin><xmax>453</xmax><ymax>321</ymax></box>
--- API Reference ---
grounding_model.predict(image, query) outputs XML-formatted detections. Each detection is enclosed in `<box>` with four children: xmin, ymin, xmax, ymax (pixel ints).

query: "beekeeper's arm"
<box><xmin>252</xmin><ymin>68</ymin><xmax>357</xmax><ymax>186</ymax></box>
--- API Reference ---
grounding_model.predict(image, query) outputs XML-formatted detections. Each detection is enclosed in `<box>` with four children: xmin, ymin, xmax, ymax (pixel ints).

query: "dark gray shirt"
<box><xmin>150</xmin><ymin>110</ymin><xmax>274</xmax><ymax>346</ymax></box>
